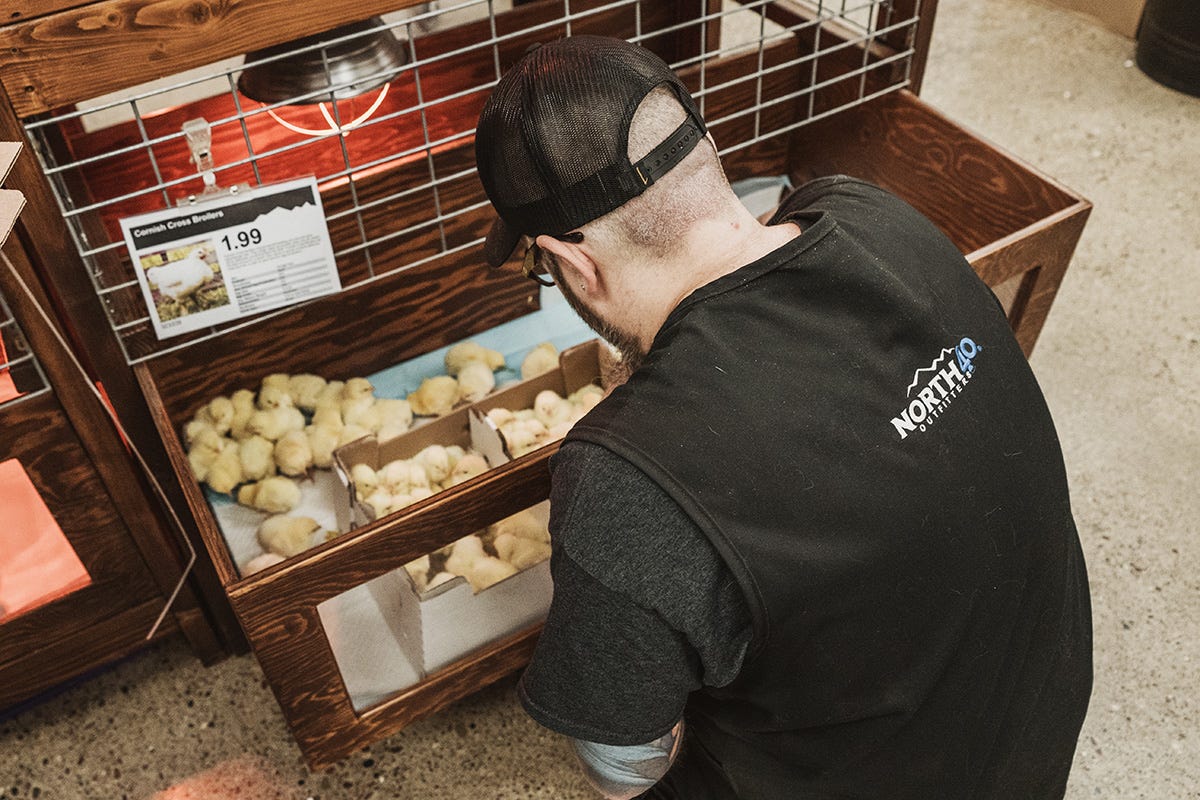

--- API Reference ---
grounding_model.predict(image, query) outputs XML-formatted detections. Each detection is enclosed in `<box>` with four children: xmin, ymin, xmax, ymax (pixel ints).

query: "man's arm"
<box><xmin>571</xmin><ymin>720</ymin><xmax>685</xmax><ymax>800</ymax></box>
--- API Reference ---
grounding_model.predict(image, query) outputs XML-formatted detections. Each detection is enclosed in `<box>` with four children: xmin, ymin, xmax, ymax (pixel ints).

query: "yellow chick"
<box><xmin>247</xmin><ymin>406</ymin><xmax>305</xmax><ymax>441</ymax></box>
<box><xmin>337</xmin><ymin>423</ymin><xmax>371</xmax><ymax>447</ymax></box>
<box><xmin>187</xmin><ymin>451</ymin><xmax>213</xmax><ymax>484</ymax></box>
<box><xmin>342</xmin><ymin>397</ymin><xmax>377</xmax><ymax>430</ymax></box>
<box><xmin>195</xmin><ymin>396</ymin><xmax>234</xmax><ymax>435</ymax></box>
<box><xmin>569</xmin><ymin>384</ymin><xmax>605</xmax><ymax>412</ymax></box>
<box><xmin>386</xmin><ymin>492</ymin><xmax>415</xmax><ymax>514</ymax></box>
<box><xmin>237</xmin><ymin>475</ymin><xmax>301</xmax><ymax>514</ymax></box>
<box><xmin>546</xmin><ymin>421</ymin><xmax>574</xmax><ymax>441</ymax></box>
<box><xmin>188</xmin><ymin>427</ymin><xmax>225</xmax><ymax>454</ymax></box>
<box><xmin>287</xmin><ymin>373</ymin><xmax>327</xmax><ymax>413</ymax></box>
<box><xmin>447</xmin><ymin>452</ymin><xmax>489</xmax><ymax>487</ymax></box>
<box><xmin>261</xmin><ymin>372</ymin><xmax>290</xmax><ymax>394</ymax></box>
<box><xmin>534</xmin><ymin>389</ymin><xmax>573</xmax><ymax>428</ymax></box>
<box><xmin>500</xmin><ymin>417</ymin><xmax>548</xmax><ymax>457</ymax></box>
<box><xmin>305</xmin><ymin>423</ymin><xmax>340</xmax><ymax>469</ymax></box>
<box><xmin>339</xmin><ymin>377</ymin><xmax>375</xmax><ymax>425</ymax></box>
<box><xmin>379</xmin><ymin>458</ymin><xmax>420</xmax><ymax>494</ymax></box>
<box><xmin>404</xmin><ymin>555</ymin><xmax>431</xmax><ymax>593</ymax></box>
<box><xmin>238</xmin><ymin>435</ymin><xmax>276</xmax><ymax>482</ymax></box>
<box><xmin>494</xmin><ymin>532</ymin><xmax>552</xmax><ymax>571</ymax></box>
<box><xmin>256</xmin><ymin>384</ymin><xmax>292</xmax><ymax>410</ymax></box>
<box><xmin>205</xmin><ymin>440</ymin><xmax>244</xmax><ymax>495</ymax></box>
<box><xmin>257</xmin><ymin>514</ymin><xmax>320</xmax><ymax>558</ymax></box>
<box><xmin>521</xmin><ymin>342</ymin><xmax>559</xmax><ymax>379</ymax></box>
<box><xmin>377</xmin><ymin>425</ymin><xmax>407</xmax><ymax>443</ymax></box>
<box><xmin>457</xmin><ymin>360</ymin><xmax>497</xmax><ymax>403</ymax></box>
<box><xmin>374</xmin><ymin>398</ymin><xmax>413</xmax><ymax>434</ymax></box>
<box><xmin>445</xmin><ymin>341</ymin><xmax>505</xmax><ymax>375</ymax></box>
<box><xmin>486</xmin><ymin>407</ymin><xmax>515</xmax><ymax>428</ymax></box>
<box><xmin>406</xmin><ymin>461</ymin><xmax>431</xmax><ymax>491</ymax></box>
<box><xmin>362</xmin><ymin>488</ymin><xmax>393</xmax><ymax>520</ymax></box>
<box><xmin>407</xmin><ymin>375</ymin><xmax>461</xmax><ymax>416</ymax></box>
<box><xmin>311</xmin><ymin>404</ymin><xmax>344</xmax><ymax>431</ymax></box>
<box><xmin>500</xmin><ymin>423</ymin><xmax>538</xmax><ymax>456</ymax></box>
<box><xmin>445</xmin><ymin>535</ymin><xmax>486</xmax><ymax>577</ymax></box>
<box><xmin>342</xmin><ymin>377</ymin><xmax>374</xmax><ymax>400</ymax></box>
<box><xmin>242</xmin><ymin>552</ymin><xmax>285</xmax><ymax>576</ymax></box>
<box><xmin>314</xmin><ymin>379</ymin><xmax>345</xmax><ymax>409</ymax></box>
<box><xmin>351</xmin><ymin>402</ymin><xmax>383</xmax><ymax>433</ymax></box>
<box><xmin>229</xmin><ymin>388</ymin><xmax>257</xmax><ymax>440</ymax></box>
<box><xmin>465</xmin><ymin>556</ymin><xmax>519</xmax><ymax>592</ymax></box>
<box><xmin>183</xmin><ymin>418</ymin><xmax>216</xmax><ymax>448</ymax></box>
<box><xmin>489</xmin><ymin>508</ymin><xmax>551</xmax><ymax>544</ymax></box>
<box><xmin>274</xmin><ymin>430</ymin><xmax>313</xmax><ymax>477</ymax></box>
<box><xmin>186</xmin><ymin>428</ymin><xmax>226</xmax><ymax>483</ymax></box>
<box><xmin>414</xmin><ymin>444</ymin><xmax>451</xmax><ymax>485</ymax></box>
<box><xmin>350</xmin><ymin>464</ymin><xmax>378</xmax><ymax>500</ymax></box>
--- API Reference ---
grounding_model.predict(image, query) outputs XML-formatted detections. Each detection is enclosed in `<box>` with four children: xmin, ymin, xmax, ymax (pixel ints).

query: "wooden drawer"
<box><xmin>786</xmin><ymin>90</ymin><xmax>1091</xmax><ymax>356</ymax></box>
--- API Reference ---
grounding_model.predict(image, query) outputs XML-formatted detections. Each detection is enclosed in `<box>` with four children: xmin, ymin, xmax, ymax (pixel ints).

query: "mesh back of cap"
<box><xmin>476</xmin><ymin>36</ymin><xmax>704</xmax><ymax>239</ymax></box>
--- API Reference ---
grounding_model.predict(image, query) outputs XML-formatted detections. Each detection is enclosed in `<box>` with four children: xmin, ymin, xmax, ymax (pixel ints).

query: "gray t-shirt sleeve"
<box><xmin>518</xmin><ymin>549</ymin><xmax>697</xmax><ymax>745</ymax></box>
<box><xmin>517</xmin><ymin>440</ymin><xmax>752</xmax><ymax>746</ymax></box>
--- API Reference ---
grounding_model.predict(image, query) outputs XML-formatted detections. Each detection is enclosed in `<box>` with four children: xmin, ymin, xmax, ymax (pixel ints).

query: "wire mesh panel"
<box><xmin>0</xmin><ymin>285</ymin><xmax>51</xmax><ymax>408</ymax></box>
<box><xmin>18</xmin><ymin>0</ymin><xmax>920</xmax><ymax>364</ymax></box>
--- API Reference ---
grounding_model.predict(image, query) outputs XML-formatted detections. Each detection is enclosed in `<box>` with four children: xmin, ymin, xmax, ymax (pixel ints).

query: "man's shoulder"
<box><xmin>769</xmin><ymin>174</ymin><xmax>901</xmax><ymax>221</ymax></box>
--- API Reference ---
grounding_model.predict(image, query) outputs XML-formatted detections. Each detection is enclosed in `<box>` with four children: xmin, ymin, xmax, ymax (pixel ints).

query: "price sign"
<box><xmin>119</xmin><ymin>177</ymin><xmax>341</xmax><ymax>340</ymax></box>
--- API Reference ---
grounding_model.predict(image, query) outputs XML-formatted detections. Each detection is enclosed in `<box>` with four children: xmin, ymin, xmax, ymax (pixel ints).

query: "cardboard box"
<box><xmin>417</xmin><ymin>502</ymin><xmax>553</xmax><ymax>674</ymax></box>
<box><xmin>316</xmin><ymin>568</ymin><xmax>423</xmax><ymax>711</ymax></box>
<box><xmin>333</xmin><ymin>338</ymin><xmax>606</xmax><ymax>529</ymax></box>
<box><xmin>319</xmin><ymin>340</ymin><xmax>604</xmax><ymax>710</ymax></box>
<box><xmin>317</xmin><ymin>506</ymin><xmax>552</xmax><ymax>711</ymax></box>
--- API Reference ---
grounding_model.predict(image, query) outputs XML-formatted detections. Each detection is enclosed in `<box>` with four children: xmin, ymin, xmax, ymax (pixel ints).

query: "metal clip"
<box><xmin>182</xmin><ymin>118</ymin><xmax>220</xmax><ymax>197</ymax></box>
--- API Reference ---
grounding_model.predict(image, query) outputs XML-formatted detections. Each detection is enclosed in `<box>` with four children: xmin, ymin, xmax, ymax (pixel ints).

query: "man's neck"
<box><xmin>631</xmin><ymin>211</ymin><xmax>802</xmax><ymax>352</ymax></box>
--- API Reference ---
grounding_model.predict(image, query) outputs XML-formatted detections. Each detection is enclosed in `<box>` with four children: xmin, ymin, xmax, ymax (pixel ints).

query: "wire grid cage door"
<box><xmin>16</xmin><ymin>0</ymin><xmax>922</xmax><ymax>365</ymax></box>
<box><xmin>0</xmin><ymin>286</ymin><xmax>51</xmax><ymax>408</ymax></box>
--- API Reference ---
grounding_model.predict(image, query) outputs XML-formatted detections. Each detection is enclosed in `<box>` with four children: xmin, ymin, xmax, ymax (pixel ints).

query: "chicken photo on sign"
<box><xmin>139</xmin><ymin>241</ymin><xmax>228</xmax><ymax>323</ymax></box>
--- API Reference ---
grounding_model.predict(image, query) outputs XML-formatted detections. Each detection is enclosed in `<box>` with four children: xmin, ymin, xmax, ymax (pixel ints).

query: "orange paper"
<box><xmin>0</xmin><ymin>458</ymin><xmax>91</xmax><ymax>621</ymax></box>
<box><xmin>0</xmin><ymin>334</ymin><xmax>19</xmax><ymax>404</ymax></box>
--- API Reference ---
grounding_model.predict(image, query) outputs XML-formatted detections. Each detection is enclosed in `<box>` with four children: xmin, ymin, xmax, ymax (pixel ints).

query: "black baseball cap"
<box><xmin>475</xmin><ymin>35</ymin><xmax>708</xmax><ymax>269</ymax></box>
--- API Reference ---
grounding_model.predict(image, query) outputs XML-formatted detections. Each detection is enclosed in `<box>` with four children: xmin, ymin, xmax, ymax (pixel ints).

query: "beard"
<box><xmin>539</xmin><ymin>249</ymin><xmax>646</xmax><ymax>375</ymax></box>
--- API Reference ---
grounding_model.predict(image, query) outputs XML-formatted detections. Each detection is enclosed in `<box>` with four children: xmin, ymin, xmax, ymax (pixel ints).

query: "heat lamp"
<box><xmin>237</xmin><ymin>17</ymin><xmax>409</xmax><ymax>137</ymax></box>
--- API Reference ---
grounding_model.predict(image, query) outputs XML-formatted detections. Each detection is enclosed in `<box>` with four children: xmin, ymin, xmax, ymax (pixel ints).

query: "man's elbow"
<box><xmin>570</xmin><ymin>721</ymin><xmax>683</xmax><ymax>799</ymax></box>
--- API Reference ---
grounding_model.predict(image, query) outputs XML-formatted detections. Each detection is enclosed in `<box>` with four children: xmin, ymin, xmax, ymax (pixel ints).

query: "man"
<box><xmin>474</xmin><ymin>35</ymin><xmax>1093</xmax><ymax>799</ymax></box>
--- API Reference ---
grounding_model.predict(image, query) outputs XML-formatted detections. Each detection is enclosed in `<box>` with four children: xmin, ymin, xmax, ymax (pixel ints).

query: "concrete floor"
<box><xmin>2</xmin><ymin>0</ymin><xmax>1198</xmax><ymax>797</ymax></box>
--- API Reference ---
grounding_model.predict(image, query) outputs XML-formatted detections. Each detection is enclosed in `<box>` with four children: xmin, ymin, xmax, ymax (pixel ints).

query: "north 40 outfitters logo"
<box><xmin>890</xmin><ymin>337</ymin><xmax>980</xmax><ymax>440</ymax></box>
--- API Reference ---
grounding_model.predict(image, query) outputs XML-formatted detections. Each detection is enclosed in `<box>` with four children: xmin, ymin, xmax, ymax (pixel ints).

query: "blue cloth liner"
<box><xmin>367</xmin><ymin>285</ymin><xmax>595</xmax><ymax>399</ymax></box>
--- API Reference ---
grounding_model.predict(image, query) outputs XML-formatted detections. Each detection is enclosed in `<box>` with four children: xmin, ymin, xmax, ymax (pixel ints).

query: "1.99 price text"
<box><xmin>221</xmin><ymin>228</ymin><xmax>263</xmax><ymax>250</ymax></box>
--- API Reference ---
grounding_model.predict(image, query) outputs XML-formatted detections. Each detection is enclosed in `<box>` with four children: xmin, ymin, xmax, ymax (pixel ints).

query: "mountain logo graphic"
<box><xmin>891</xmin><ymin>337</ymin><xmax>980</xmax><ymax>440</ymax></box>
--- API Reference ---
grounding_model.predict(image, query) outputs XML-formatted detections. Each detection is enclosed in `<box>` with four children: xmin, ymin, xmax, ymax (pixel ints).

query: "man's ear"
<box><xmin>536</xmin><ymin>234</ymin><xmax>600</xmax><ymax>295</ymax></box>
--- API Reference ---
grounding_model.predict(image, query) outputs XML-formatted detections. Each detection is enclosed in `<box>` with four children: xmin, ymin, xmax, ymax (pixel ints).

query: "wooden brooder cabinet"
<box><xmin>0</xmin><ymin>144</ymin><xmax>222</xmax><ymax>711</ymax></box>
<box><xmin>0</xmin><ymin>0</ymin><xmax>1088</xmax><ymax>768</ymax></box>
